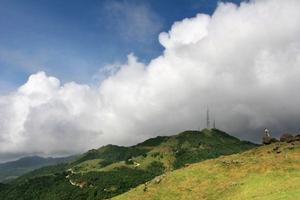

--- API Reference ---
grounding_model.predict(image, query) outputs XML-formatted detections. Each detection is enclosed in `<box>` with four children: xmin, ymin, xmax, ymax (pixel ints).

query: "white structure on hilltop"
<box><xmin>205</xmin><ymin>107</ymin><xmax>217</xmax><ymax>129</ymax></box>
<box><xmin>206</xmin><ymin>108</ymin><xmax>210</xmax><ymax>129</ymax></box>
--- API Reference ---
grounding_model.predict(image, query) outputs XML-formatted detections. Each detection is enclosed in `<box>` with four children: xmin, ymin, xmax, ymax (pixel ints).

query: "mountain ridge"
<box><xmin>0</xmin><ymin>129</ymin><xmax>258</xmax><ymax>200</ymax></box>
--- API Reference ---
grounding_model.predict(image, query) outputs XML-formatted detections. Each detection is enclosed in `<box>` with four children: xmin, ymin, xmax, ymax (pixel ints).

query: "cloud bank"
<box><xmin>1</xmin><ymin>0</ymin><xmax>300</xmax><ymax>161</ymax></box>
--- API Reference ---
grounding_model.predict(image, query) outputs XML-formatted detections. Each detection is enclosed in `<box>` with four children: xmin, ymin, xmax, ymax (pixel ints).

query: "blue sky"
<box><xmin>0</xmin><ymin>0</ymin><xmax>243</xmax><ymax>93</ymax></box>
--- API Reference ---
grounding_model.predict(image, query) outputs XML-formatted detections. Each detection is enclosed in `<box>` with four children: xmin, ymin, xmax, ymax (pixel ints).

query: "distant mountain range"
<box><xmin>0</xmin><ymin>128</ymin><xmax>258</xmax><ymax>200</ymax></box>
<box><xmin>0</xmin><ymin>155</ymin><xmax>76</xmax><ymax>182</ymax></box>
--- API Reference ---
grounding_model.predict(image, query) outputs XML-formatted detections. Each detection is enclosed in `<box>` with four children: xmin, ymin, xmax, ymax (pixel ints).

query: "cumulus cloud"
<box><xmin>1</xmin><ymin>0</ymin><xmax>300</xmax><ymax>161</ymax></box>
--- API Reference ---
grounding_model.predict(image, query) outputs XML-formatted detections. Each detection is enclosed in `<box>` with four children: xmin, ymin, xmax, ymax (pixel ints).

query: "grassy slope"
<box><xmin>0</xmin><ymin>129</ymin><xmax>257</xmax><ymax>200</ymax></box>
<box><xmin>113</xmin><ymin>141</ymin><xmax>300</xmax><ymax>200</ymax></box>
<box><xmin>71</xmin><ymin>129</ymin><xmax>256</xmax><ymax>173</ymax></box>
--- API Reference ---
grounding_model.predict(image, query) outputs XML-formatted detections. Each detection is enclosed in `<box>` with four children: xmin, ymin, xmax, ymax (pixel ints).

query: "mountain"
<box><xmin>0</xmin><ymin>129</ymin><xmax>257</xmax><ymax>200</ymax></box>
<box><xmin>0</xmin><ymin>155</ymin><xmax>76</xmax><ymax>182</ymax></box>
<box><xmin>113</xmin><ymin>140</ymin><xmax>300</xmax><ymax>200</ymax></box>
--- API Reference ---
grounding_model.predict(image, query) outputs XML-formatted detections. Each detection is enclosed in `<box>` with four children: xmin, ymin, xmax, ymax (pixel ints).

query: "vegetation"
<box><xmin>137</xmin><ymin>136</ymin><xmax>168</xmax><ymax>147</ymax></box>
<box><xmin>172</xmin><ymin>129</ymin><xmax>256</xmax><ymax>168</ymax></box>
<box><xmin>74</xmin><ymin>145</ymin><xmax>149</xmax><ymax>165</ymax></box>
<box><xmin>0</xmin><ymin>156</ymin><xmax>76</xmax><ymax>183</ymax></box>
<box><xmin>0</xmin><ymin>129</ymin><xmax>257</xmax><ymax>200</ymax></box>
<box><xmin>0</xmin><ymin>162</ymin><xmax>165</xmax><ymax>200</ymax></box>
<box><xmin>113</xmin><ymin>141</ymin><xmax>300</xmax><ymax>200</ymax></box>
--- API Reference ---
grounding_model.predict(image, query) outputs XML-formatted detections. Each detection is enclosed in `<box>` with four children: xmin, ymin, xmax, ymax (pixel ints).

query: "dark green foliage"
<box><xmin>151</xmin><ymin>152</ymin><xmax>160</xmax><ymax>158</ymax></box>
<box><xmin>146</xmin><ymin>161</ymin><xmax>165</xmax><ymax>175</ymax></box>
<box><xmin>125</xmin><ymin>159</ymin><xmax>134</xmax><ymax>165</ymax></box>
<box><xmin>0</xmin><ymin>156</ymin><xmax>76</xmax><ymax>182</ymax></box>
<box><xmin>176</xmin><ymin>129</ymin><xmax>239</xmax><ymax>147</ymax></box>
<box><xmin>74</xmin><ymin>145</ymin><xmax>149</xmax><ymax>165</ymax></box>
<box><xmin>136</xmin><ymin>136</ymin><xmax>168</xmax><ymax>147</ymax></box>
<box><xmin>0</xmin><ymin>174</ymin><xmax>91</xmax><ymax>200</ymax></box>
<box><xmin>173</xmin><ymin>129</ymin><xmax>257</xmax><ymax>169</ymax></box>
<box><xmin>98</xmin><ymin>160</ymin><xmax>112</xmax><ymax>167</ymax></box>
<box><xmin>14</xmin><ymin>163</ymin><xmax>70</xmax><ymax>183</ymax></box>
<box><xmin>0</xmin><ymin>165</ymin><xmax>165</xmax><ymax>200</ymax></box>
<box><xmin>70</xmin><ymin>166</ymin><xmax>163</xmax><ymax>200</ymax></box>
<box><xmin>0</xmin><ymin>183</ymin><xmax>7</xmax><ymax>191</ymax></box>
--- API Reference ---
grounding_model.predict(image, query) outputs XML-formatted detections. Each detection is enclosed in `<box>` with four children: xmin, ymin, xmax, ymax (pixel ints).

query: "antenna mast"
<box><xmin>206</xmin><ymin>107</ymin><xmax>210</xmax><ymax>129</ymax></box>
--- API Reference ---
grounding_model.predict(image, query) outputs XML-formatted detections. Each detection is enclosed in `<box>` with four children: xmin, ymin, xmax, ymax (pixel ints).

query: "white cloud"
<box><xmin>1</xmin><ymin>0</ymin><xmax>300</xmax><ymax>161</ymax></box>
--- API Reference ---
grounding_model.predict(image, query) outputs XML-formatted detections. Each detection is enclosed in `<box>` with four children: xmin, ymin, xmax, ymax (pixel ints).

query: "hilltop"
<box><xmin>113</xmin><ymin>141</ymin><xmax>300</xmax><ymax>200</ymax></box>
<box><xmin>0</xmin><ymin>129</ymin><xmax>257</xmax><ymax>200</ymax></box>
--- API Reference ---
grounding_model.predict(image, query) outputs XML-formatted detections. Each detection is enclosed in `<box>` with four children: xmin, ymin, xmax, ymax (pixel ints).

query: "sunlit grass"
<box><xmin>113</xmin><ymin>141</ymin><xmax>300</xmax><ymax>200</ymax></box>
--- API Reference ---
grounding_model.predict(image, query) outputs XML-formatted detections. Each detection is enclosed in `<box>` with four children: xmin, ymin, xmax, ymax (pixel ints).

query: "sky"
<box><xmin>0</xmin><ymin>0</ymin><xmax>243</xmax><ymax>92</ymax></box>
<box><xmin>0</xmin><ymin>0</ymin><xmax>300</xmax><ymax>162</ymax></box>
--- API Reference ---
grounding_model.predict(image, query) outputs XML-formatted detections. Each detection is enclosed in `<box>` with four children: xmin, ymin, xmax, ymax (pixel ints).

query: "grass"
<box><xmin>70</xmin><ymin>129</ymin><xmax>253</xmax><ymax>174</ymax></box>
<box><xmin>113</xmin><ymin>141</ymin><xmax>300</xmax><ymax>200</ymax></box>
<box><xmin>0</xmin><ymin>129</ymin><xmax>258</xmax><ymax>200</ymax></box>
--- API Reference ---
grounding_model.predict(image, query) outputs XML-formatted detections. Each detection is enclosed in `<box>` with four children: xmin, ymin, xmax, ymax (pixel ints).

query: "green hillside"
<box><xmin>0</xmin><ymin>129</ymin><xmax>257</xmax><ymax>200</ymax></box>
<box><xmin>113</xmin><ymin>141</ymin><xmax>300</xmax><ymax>200</ymax></box>
<box><xmin>0</xmin><ymin>156</ymin><xmax>76</xmax><ymax>183</ymax></box>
